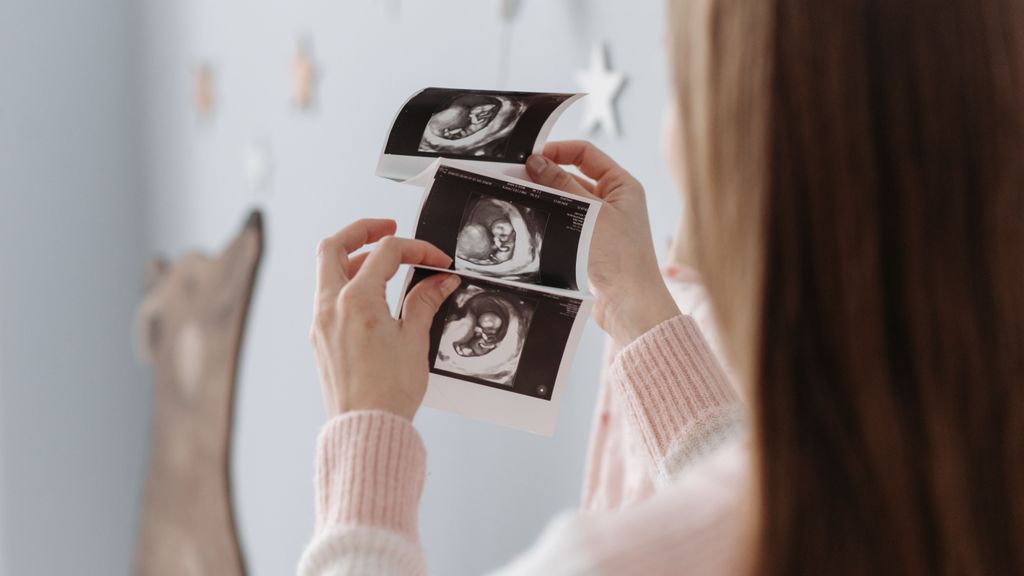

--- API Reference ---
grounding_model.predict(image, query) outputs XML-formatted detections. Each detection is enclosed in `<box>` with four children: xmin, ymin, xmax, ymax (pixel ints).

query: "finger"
<box><xmin>525</xmin><ymin>154</ymin><xmax>598</xmax><ymax>200</ymax></box>
<box><xmin>571</xmin><ymin>173</ymin><xmax>597</xmax><ymax>194</ymax></box>
<box><xmin>321</xmin><ymin>218</ymin><xmax>398</xmax><ymax>254</ymax></box>
<box><xmin>402</xmin><ymin>273</ymin><xmax>461</xmax><ymax>331</ymax></box>
<box><xmin>346</xmin><ymin>251</ymin><xmax>371</xmax><ymax>277</ymax></box>
<box><xmin>543</xmin><ymin>140</ymin><xmax>629</xmax><ymax>185</ymax></box>
<box><xmin>353</xmin><ymin>237</ymin><xmax>453</xmax><ymax>289</ymax></box>
<box><xmin>315</xmin><ymin>219</ymin><xmax>398</xmax><ymax>295</ymax></box>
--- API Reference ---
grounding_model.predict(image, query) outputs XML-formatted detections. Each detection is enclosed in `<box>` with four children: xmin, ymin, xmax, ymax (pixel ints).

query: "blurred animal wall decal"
<box><xmin>135</xmin><ymin>211</ymin><xmax>263</xmax><ymax>576</ymax></box>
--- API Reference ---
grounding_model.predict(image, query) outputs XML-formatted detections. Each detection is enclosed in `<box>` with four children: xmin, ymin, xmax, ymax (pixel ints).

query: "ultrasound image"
<box><xmin>455</xmin><ymin>194</ymin><xmax>548</xmax><ymax>283</ymax></box>
<box><xmin>434</xmin><ymin>283</ymin><xmax>537</xmax><ymax>387</ymax></box>
<box><xmin>418</xmin><ymin>94</ymin><xmax>527</xmax><ymax>159</ymax></box>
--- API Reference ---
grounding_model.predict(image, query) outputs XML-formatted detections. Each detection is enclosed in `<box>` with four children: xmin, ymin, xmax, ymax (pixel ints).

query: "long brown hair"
<box><xmin>669</xmin><ymin>0</ymin><xmax>1024</xmax><ymax>573</ymax></box>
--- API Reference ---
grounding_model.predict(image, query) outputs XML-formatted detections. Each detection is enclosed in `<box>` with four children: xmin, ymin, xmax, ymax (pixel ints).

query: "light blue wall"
<box><xmin>0</xmin><ymin>0</ymin><xmax>149</xmax><ymax>574</ymax></box>
<box><xmin>137</xmin><ymin>1</ymin><xmax>677</xmax><ymax>574</ymax></box>
<box><xmin>1</xmin><ymin>1</ymin><xmax>679</xmax><ymax>574</ymax></box>
<box><xmin>138</xmin><ymin>2</ymin><xmax>679</xmax><ymax>574</ymax></box>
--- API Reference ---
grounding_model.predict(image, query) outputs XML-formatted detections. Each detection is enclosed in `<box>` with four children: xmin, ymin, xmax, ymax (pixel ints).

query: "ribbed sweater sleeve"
<box><xmin>298</xmin><ymin>410</ymin><xmax>428</xmax><ymax>576</ymax></box>
<box><xmin>298</xmin><ymin>315</ymin><xmax>745</xmax><ymax>575</ymax></box>
<box><xmin>610</xmin><ymin>314</ymin><xmax>744</xmax><ymax>484</ymax></box>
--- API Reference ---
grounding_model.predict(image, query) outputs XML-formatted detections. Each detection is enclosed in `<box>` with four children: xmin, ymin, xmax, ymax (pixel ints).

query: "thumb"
<box><xmin>526</xmin><ymin>154</ymin><xmax>596</xmax><ymax>199</ymax></box>
<box><xmin>402</xmin><ymin>273</ymin><xmax>461</xmax><ymax>331</ymax></box>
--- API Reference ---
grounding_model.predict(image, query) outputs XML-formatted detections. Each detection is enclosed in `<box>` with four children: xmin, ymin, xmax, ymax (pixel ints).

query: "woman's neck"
<box><xmin>667</xmin><ymin>217</ymin><xmax>695</xmax><ymax>270</ymax></box>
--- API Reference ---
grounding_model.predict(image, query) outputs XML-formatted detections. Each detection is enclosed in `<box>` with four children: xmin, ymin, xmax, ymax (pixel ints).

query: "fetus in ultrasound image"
<box><xmin>455</xmin><ymin>195</ymin><xmax>547</xmax><ymax>283</ymax></box>
<box><xmin>418</xmin><ymin>93</ymin><xmax>527</xmax><ymax>158</ymax></box>
<box><xmin>434</xmin><ymin>283</ymin><xmax>536</xmax><ymax>387</ymax></box>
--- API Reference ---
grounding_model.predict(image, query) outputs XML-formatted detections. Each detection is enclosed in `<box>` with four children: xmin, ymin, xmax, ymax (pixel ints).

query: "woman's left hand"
<box><xmin>310</xmin><ymin>219</ymin><xmax>461</xmax><ymax>421</ymax></box>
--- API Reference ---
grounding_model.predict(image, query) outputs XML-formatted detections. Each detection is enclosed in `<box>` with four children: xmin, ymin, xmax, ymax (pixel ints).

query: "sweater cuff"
<box><xmin>314</xmin><ymin>411</ymin><xmax>426</xmax><ymax>543</ymax></box>
<box><xmin>611</xmin><ymin>314</ymin><xmax>744</xmax><ymax>481</ymax></box>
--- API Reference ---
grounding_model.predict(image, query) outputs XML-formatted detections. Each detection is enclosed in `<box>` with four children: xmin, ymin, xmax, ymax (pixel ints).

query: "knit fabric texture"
<box><xmin>299</xmin><ymin>270</ymin><xmax>748</xmax><ymax>575</ymax></box>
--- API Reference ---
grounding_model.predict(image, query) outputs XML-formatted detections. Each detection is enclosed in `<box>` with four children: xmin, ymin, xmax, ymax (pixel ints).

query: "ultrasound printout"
<box><xmin>400</xmin><ymin>267</ymin><xmax>592</xmax><ymax>435</ymax></box>
<box><xmin>377</xmin><ymin>88</ymin><xmax>583</xmax><ymax>181</ymax></box>
<box><xmin>380</xmin><ymin>87</ymin><xmax>596</xmax><ymax>434</ymax></box>
<box><xmin>413</xmin><ymin>162</ymin><xmax>599</xmax><ymax>291</ymax></box>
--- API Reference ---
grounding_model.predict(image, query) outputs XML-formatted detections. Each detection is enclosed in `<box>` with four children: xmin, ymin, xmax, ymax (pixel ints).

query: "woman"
<box><xmin>301</xmin><ymin>0</ymin><xmax>1024</xmax><ymax>573</ymax></box>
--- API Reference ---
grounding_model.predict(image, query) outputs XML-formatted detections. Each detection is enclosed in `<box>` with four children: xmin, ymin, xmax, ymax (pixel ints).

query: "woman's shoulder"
<box><xmin>495</xmin><ymin>440</ymin><xmax>752</xmax><ymax>576</ymax></box>
<box><xmin>579</xmin><ymin>439</ymin><xmax>751</xmax><ymax>575</ymax></box>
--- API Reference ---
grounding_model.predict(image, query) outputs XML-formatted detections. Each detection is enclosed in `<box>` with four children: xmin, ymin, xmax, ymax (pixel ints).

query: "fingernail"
<box><xmin>527</xmin><ymin>154</ymin><xmax>548</xmax><ymax>175</ymax></box>
<box><xmin>441</xmin><ymin>274</ymin><xmax>461</xmax><ymax>295</ymax></box>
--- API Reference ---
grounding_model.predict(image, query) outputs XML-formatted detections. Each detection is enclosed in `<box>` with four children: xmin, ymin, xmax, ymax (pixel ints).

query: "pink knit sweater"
<box><xmin>299</xmin><ymin>270</ymin><xmax>749</xmax><ymax>575</ymax></box>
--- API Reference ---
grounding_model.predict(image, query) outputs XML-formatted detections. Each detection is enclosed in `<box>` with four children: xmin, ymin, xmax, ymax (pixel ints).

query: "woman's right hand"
<box><xmin>526</xmin><ymin>140</ymin><xmax>680</xmax><ymax>345</ymax></box>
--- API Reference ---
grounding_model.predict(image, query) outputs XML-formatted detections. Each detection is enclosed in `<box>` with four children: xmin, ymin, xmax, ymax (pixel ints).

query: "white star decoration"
<box><xmin>575</xmin><ymin>43</ymin><xmax>626</xmax><ymax>138</ymax></box>
<box><xmin>243</xmin><ymin>141</ymin><xmax>273</xmax><ymax>193</ymax></box>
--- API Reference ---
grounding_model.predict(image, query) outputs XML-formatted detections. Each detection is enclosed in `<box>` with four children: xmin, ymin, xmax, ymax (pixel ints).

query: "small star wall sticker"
<box><xmin>292</xmin><ymin>39</ymin><xmax>319</xmax><ymax>110</ymax></box>
<box><xmin>575</xmin><ymin>44</ymin><xmax>626</xmax><ymax>138</ymax></box>
<box><xmin>194</xmin><ymin>63</ymin><xmax>215</xmax><ymax>118</ymax></box>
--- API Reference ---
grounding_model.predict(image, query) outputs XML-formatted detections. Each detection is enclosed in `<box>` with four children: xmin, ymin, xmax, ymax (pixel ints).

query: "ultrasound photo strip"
<box><xmin>376</xmin><ymin>87</ymin><xmax>596</xmax><ymax>434</ymax></box>
<box><xmin>411</xmin><ymin>159</ymin><xmax>601</xmax><ymax>291</ymax></box>
<box><xmin>376</xmin><ymin>87</ymin><xmax>583</xmax><ymax>182</ymax></box>
<box><xmin>399</xmin><ymin>266</ymin><xmax>593</xmax><ymax>436</ymax></box>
